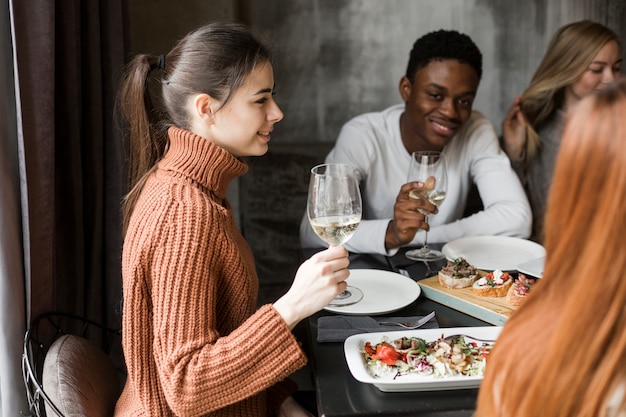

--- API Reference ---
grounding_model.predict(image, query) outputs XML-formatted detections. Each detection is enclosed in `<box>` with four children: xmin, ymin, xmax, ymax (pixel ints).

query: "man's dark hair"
<box><xmin>405</xmin><ymin>29</ymin><xmax>483</xmax><ymax>82</ymax></box>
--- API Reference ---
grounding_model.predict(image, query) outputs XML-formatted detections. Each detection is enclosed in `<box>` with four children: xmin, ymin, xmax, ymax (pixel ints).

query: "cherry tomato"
<box><xmin>371</xmin><ymin>342</ymin><xmax>402</xmax><ymax>365</ymax></box>
<box><xmin>480</xmin><ymin>348</ymin><xmax>490</xmax><ymax>359</ymax></box>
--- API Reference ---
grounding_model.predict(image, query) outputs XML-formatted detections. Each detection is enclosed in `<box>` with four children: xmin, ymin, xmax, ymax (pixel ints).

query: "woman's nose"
<box><xmin>603</xmin><ymin>67</ymin><xmax>618</xmax><ymax>84</ymax></box>
<box><xmin>268</xmin><ymin>100</ymin><xmax>284</xmax><ymax>123</ymax></box>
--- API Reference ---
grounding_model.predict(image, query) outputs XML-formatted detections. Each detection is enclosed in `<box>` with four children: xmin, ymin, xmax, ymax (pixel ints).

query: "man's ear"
<box><xmin>399</xmin><ymin>76</ymin><xmax>412</xmax><ymax>102</ymax></box>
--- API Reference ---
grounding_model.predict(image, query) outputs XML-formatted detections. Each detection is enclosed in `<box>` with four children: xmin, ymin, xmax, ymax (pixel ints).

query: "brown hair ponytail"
<box><xmin>118</xmin><ymin>54</ymin><xmax>169</xmax><ymax>233</ymax></box>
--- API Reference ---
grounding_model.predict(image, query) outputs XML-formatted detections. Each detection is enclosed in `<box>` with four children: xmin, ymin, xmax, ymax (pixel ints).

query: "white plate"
<box><xmin>344</xmin><ymin>326</ymin><xmax>502</xmax><ymax>392</ymax></box>
<box><xmin>442</xmin><ymin>236</ymin><xmax>546</xmax><ymax>271</ymax></box>
<box><xmin>323</xmin><ymin>269</ymin><xmax>421</xmax><ymax>315</ymax></box>
<box><xmin>516</xmin><ymin>256</ymin><xmax>545</xmax><ymax>278</ymax></box>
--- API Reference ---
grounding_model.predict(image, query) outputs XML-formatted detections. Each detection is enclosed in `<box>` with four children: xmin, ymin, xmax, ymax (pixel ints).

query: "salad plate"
<box><xmin>442</xmin><ymin>236</ymin><xmax>545</xmax><ymax>271</ymax></box>
<box><xmin>323</xmin><ymin>269</ymin><xmax>421</xmax><ymax>315</ymax></box>
<box><xmin>344</xmin><ymin>326</ymin><xmax>502</xmax><ymax>392</ymax></box>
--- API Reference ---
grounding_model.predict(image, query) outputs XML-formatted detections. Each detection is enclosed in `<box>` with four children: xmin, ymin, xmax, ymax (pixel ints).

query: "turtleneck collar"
<box><xmin>158</xmin><ymin>126</ymin><xmax>248</xmax><ymax>199</ymax></box>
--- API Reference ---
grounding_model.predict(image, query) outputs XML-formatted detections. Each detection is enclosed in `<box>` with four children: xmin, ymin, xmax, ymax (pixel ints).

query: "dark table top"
<box><xmin>303</xmin><ymin>247</ymin><xmax>491</xmax><ymax>417</ymax></box>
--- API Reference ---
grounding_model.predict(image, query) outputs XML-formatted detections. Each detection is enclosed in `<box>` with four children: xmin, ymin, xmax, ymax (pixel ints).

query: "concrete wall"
<box><xmin>128</xmin><ymin>0</ymin><xmax>625</xmax><ymax>304</ymax></box>
<box><xmin>242</xmin><ymin>0</ymin><xmax>625</xmax><ymax>142</ymax></box>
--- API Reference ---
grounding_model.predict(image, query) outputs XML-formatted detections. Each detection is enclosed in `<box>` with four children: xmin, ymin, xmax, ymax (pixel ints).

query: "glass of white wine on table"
<box><xmin>307</xmin><ymin>163</ymin><xmax>363</xmax><ymax>306</ymax></box>
<box><xmin>405</xmin><ymin>151</ymin><xmax>448</xmax><ymax>262</ymax></box>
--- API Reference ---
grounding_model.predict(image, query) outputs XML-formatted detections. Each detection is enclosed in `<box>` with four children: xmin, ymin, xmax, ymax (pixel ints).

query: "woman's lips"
<box><xmin>258</xmin><ymin>131</ymin><xmax>271</xmax><ymax>142</ymax></box>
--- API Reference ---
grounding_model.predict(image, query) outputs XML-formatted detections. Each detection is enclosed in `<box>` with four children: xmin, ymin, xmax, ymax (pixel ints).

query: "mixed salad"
<box><xmin>362</xmin><ymin>334</ymin><xmax>494</xmax><ymax>379</ymax></box>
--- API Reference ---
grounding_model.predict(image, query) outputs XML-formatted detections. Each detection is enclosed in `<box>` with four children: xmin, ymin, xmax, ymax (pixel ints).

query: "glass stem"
<box><xmin>422</xmin><ymin>215</ymin><xmax>430</xmax><ymax>254</ymax></box>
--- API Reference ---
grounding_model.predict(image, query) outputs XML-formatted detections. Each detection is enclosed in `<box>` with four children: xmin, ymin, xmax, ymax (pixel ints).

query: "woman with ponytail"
<box><xmin>115</xmin><ymin>22</ymin><xmax>349</xmax><ymax>417</ymax></box>
<box><xmin>477</xmin><ymin>77</ymin><xmax>626</xmax><ymax>417</ymax></box>
<box><xmin>501</xmin><ymin>20</ymin><xmax>621</xmax><ymax>242</ymax></box>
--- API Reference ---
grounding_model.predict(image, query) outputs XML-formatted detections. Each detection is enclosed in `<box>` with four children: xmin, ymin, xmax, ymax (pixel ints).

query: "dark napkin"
<box><xmin>316</xmin><ymin>314</ymin><xmax>439</xmax><ymax>343</ymax></box>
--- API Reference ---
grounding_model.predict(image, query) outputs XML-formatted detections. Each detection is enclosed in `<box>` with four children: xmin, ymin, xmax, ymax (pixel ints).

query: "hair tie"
<box><xmin>157</xmin><ymin>54</ymin><xmax>166</xmax><ymax>70</ymax></box>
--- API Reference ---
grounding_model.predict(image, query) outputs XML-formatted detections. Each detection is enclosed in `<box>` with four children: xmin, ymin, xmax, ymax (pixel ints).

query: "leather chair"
<box><xmin>22</xmin><ymin>312</ymin><xmax>124</xmax><ymax>417</ymax></box>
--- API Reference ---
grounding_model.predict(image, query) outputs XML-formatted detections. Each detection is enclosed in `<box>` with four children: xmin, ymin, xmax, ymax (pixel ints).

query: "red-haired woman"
<box><xmin>476</xmin><ymin>78</ymin><xmax>626</xmax><ymax>416</ymax></box>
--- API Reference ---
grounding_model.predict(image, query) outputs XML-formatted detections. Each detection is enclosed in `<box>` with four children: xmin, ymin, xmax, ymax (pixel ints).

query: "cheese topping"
<box><xmin>477</xmin><ymin>269</ymin><xmax>505</xmax><ymax>286</ymax></box>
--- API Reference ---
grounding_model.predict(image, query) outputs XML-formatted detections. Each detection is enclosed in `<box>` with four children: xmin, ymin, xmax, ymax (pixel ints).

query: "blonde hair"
<box><xmin>519</xmin><ymin>20</ymin><xmax>619</xmax><ymax>163</ymax></box>
<box><xmin>476</xmin><ymin>78</ymin><xmax>626</xmax><ymax>416</ymax></box>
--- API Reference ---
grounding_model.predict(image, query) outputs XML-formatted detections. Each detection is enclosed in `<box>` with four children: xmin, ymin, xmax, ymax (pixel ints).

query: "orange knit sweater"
<box><xmin>114</xmin><ymin>127</ymin><xmax>307</xmax><ymax>416</ymax></box>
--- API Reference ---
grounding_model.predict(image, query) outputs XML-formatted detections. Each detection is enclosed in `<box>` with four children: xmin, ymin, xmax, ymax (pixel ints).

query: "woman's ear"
<box><xmin>191</xmin><ymin>93</ymin><xmax>217</xmax><ymax>123</ymax></box>
<box><xmin>399</xmin><ymin>76</ymin><xmax>412</xmax><ymax>102</ymax></box>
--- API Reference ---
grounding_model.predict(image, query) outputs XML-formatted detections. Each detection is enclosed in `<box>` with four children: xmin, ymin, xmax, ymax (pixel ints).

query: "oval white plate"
<box><xmin>442</xmin><ymin>236</ymin><xmax>546</xmax><ymax>271</ymax></box>
<box><xmin>323</xmin><ymin>269</ymin><xmax>421</xmax><ymax>315</ymax></box>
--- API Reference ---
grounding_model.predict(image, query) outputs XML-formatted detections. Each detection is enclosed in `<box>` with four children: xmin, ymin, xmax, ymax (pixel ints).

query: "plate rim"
<box><xmin>344</xmin><ymin>326</ymin><xmax>502</xmax><ymax>391</ymax></box>
<box><xmin>441</xmin><ymin>236</ymin><xmax>546</xmax><ymax>271</ymax></box>
<box><xmin>516</xmin><ymin>256</ymin><xmax>545</xmax><ymax>278</ymax></box>
<box><xmin>323</xmin><ymin>268</ymin><xmax>421</xmax><ymax>315</ymax></box>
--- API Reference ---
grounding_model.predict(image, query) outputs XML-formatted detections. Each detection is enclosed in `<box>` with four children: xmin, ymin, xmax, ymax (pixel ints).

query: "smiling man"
<box><xmin>300</xmin><ymin>30</ymin><xmax>532</xmax><ymax>255</ymax></box>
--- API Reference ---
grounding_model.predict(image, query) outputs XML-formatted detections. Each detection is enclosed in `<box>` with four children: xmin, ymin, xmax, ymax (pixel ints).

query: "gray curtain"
<box><xmin>1</xmin><ymin>0</ymin><xmax>129</xmax><ymax>413</ymax></box>
<box><xmin>0</xmin><ymin>1</ymin><xmax>28</xmax><ymax>412</ymax></box>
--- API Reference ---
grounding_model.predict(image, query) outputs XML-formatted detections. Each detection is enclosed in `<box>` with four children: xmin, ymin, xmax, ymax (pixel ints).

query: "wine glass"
<box><xmin>405</xmin><ymin>151</ymin><xmax>448</xmax><ymax>261</ymax></box>
<box><xmin>307</xmin><ymin>163</ymin><xmax>363</xmax><ymax>306</ymax></box>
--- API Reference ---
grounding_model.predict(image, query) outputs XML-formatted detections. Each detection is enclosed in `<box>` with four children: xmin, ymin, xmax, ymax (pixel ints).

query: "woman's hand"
<box><xmin>385</xmin><ymin>181</ymin><xmax>435</xmax><ymax>250</ymax></box>
<box><xmin>278</xmin><ymin>396</ymin><xmax>314</xmax><ymax>417</ymax></box>
<box><xmin>274</xmin><ymin>245</ymin><xmax>350</xmax><ymax>329</ymax></box>
<box><xmin>501</xmin><ymin>96</ymin><xmax>527</xmax><ymax>159</ymax></box>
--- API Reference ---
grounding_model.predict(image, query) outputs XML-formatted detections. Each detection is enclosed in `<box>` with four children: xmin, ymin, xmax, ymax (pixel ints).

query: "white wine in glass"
<box><xmin>309</xmin><ymin>216</ymin><xmax>360</xmax><ymax>247</ymax></box>
<box><xmin>307</xmin><ymin>163</ymin><xmax>363</xmax><ymax>306</ymax></box>
<box><xmin>405</xmin><ymin>151</ymin><xmax>448</xmax><ymax>261</ymax></box>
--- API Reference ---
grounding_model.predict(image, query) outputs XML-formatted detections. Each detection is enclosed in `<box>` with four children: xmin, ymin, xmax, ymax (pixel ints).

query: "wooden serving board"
<box><xmin>418</xmin><ymin>274</ymin><xmax>517</xmax><ymax>325</ymax></box>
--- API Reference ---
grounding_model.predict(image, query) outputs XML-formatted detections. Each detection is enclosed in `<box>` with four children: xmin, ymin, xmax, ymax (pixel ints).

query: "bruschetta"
<box><xmin>438</xmin><ymin>258</ymin><xmax>478</xmax><ymax>289</ymax></box>
<box><xmin>471</xmin><ymin>270</ymin><xmax>512</xmax><ymax>297</ymax></box>
<box><xmin>506</xmin><ymin>273</ymin><xmax>538</xmax><ymax>306</ymax></box>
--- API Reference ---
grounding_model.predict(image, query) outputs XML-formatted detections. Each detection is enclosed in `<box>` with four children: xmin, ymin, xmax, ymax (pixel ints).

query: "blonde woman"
<box><xmin>502</xmin><ymin>20</ymin><xmax>621</xmax><ymax>241</ymax></box>
<box><xmin>476</xmin><ymin>77</ymin><xmax>626</xmax><ymax>417</ymax></box>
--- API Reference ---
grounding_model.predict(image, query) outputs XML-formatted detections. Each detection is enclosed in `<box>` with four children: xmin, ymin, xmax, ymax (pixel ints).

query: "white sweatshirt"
<box><xmin>300</xmin><ymin>104</ymin><xmax>532</xmax><ymax>255</ymax></box>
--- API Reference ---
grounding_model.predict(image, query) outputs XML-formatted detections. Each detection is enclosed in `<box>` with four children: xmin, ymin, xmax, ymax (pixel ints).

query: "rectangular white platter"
<box><xmin>344</xmin><ymin>326</ymin><xmax>502</xmax><ymax>392</ymax></box>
